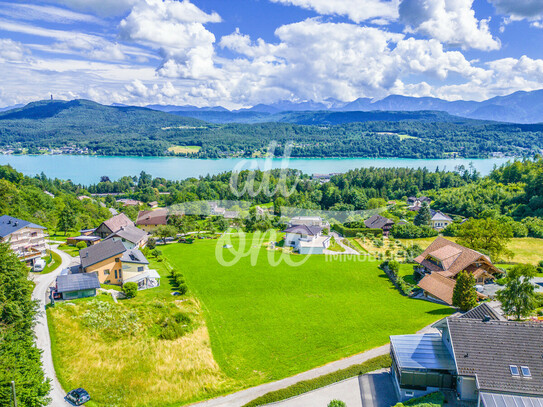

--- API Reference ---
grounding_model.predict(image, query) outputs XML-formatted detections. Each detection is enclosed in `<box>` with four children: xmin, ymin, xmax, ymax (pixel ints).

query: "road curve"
<box><xmin>30</xmin><ymin>246</ymin><xmax>78</xmax><ymax>406</ymax></box>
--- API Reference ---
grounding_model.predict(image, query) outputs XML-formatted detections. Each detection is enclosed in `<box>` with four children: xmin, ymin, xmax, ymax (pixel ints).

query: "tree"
<box><xmin>497</xmin><ymin>264</ymin><xmax>537</xmax><ymax>320</ymax></box>
<box><xmin>414</xmin><ymin>202</ymin><xmax>431</xmax><ymax>227</ymax></box>
<box><xmin>328</xmin><ymin>400</ymin><xmax>346</xmax><ymax>407</ymax></box>
<box><xmin>122</xmin><ymin>282</ymin><xmax>138</xmax><ymax>299</ymax></box>
<box><xmin>155</xmin><ymin>225</ymin><xmax>177</xmax><ymax>244</ymax></box>
<box><xmin>452</xmin><ymin>271</ymin><xmax>477</xmax><ymax>311</ymax></box>
<box><xmin>76</xmin><ymin>241</ymin><xmax>86</xmax><ymax>250</ymax></box>
<box><xmin>57</xmin><ymin>204</ymin><xmax>76</xmax><ymax>235</ymax></box>
<box><xmin>456</xmin><ymin>218</ymin><xmax>513</xmax><ymax>260</ymax></box>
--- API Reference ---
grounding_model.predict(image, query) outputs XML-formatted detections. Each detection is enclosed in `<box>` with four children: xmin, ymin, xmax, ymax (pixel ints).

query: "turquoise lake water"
<box><xmin>0</xmin><ymin>154</ymin><xmax>512</xmax><ymax>185</ymax></box>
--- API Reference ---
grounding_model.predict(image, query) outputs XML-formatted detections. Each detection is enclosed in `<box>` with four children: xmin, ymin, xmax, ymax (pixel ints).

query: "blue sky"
<box><xmin>0</xmin><ymin>0</ymin><xmax>542</xmax><ymax>108</ymax></box>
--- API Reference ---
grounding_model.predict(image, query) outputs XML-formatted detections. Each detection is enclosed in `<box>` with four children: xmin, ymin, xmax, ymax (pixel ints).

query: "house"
<box><xmin>390</xmin><ymin>304</ymin><xmax>543</xmax><ymax>406</ymax></box>
<box><xmin>430</xmin><ymin>210</ymin><xmax>453</xmax><ymax>230</ymax></box>
<box><xmin>284</xmin><ymin>224</ymin><xmax>330</xmax><ymax>254</ymax></box>
<box><xmin>0</xmin><ymin>215</ymin><xmax>47</xmax><ymax>266</ymax></box>
<box><xmin>289</xmin><ymin>216</ymin><xmax>330</xmax><ymax>231</ymax></box>
<box><xmin>44</xmin><ymin>190</ymin><xmax>55</xmax><ymax>198</ymax></box>
<box><xmin>415</xmin><ymin>237</ymin><xmax>502</xmax><ymax>305</ymax></box>
<box><xmin>116</xmin><ymin>198</ymin><xmax>143</xmax><ymax>207</ymax></box>
<box><xmin>93</xmin><ymin>213</ymin><xmax>133</xmax><ymax>239</ymax></box>
<box><xmin>407</xmin><ymin>196</ymin><xmax>431</xmax><ymax>205</ymax></box>
<box><xmin>364</xmin><ymin>214</ymin><xmax>394</xmax><ymax>236</ymax></box>
<box><xmin>148</xmin><ymin>201</ymin><xmax>159</xmax><ymax>208</ymax></box>
<box><xmin>136</xmin><ymin>208</ymin><xmax>169</xmax><ymax>232</ymax></box>
<box><xmin>79</xmin><ymin>239</ymin><xmax>159</xmax><ymax>289</ymax></box>
<box><xmin>104</xmin><ymin>224</ymin><xmax>148</xmax><ymax>249</ymax></box>
<box><xmin>55</xmin><ymin>271</ymin><xmax>100</xmax><ymax>300</ymax></box>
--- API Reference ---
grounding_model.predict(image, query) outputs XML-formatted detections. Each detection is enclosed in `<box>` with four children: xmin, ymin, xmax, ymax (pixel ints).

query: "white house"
<box><xmin>289</xmin><ymin>216</ymin><xmax>330</xmax><ymax>231</ymax></box>
<box><xmin>430</xmin><ymin>210</ymin><xmax>453</xmax><ymax>230</ymax></box>
<box><xmin>284</xmin><ymin>224</ymin><xmax>330</xmax><ymax>254</ymax></box>
<box><xmin>0</xmin><ymin>215</ymin><xmax>47</xmax><ymax>266</ymax></box>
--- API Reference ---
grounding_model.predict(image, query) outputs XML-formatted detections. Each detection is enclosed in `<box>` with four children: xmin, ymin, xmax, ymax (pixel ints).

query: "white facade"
<box><xmin>3</xmin><ymin>226</ymin><xmax>47</xmax><ymax>264</ymax></box>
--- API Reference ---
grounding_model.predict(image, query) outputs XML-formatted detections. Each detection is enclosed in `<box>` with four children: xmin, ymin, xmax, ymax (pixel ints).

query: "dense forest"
<box><xmin>1</xmin><ymin>99</ymin><xmax>543</xmax><ymax>158</ymax></box>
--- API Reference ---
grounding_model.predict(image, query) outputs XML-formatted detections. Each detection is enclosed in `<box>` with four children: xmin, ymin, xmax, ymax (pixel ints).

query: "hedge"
<box><xmin>332</xmin><ymin>224</ymin><xmax>383</xmax><ymax>237</ymax></box>
<box><xmin>394</xmin><ymin>391</ymin><xmax>445</xmax><ymax>407</ymax></box>
<box><xmin>242</xmin><ymin>354</ymin><xmax>391</xmax><ymax>406</ymax></box>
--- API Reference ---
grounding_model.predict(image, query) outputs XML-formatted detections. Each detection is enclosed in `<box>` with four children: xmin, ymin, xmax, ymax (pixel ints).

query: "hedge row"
<box><xmin>242</xmin><ymin>354</ymin><xmax>391</xmax><ymax>407</ymax></box>
<box><xmin>332</xmin><ymin>224</ymin><xmax>383</xmax><ymax>237</ymax></box>
<box><xmin>171</xmin><ymin>269</ymin><xmax>188</xmax><ymax>295</ymax></box>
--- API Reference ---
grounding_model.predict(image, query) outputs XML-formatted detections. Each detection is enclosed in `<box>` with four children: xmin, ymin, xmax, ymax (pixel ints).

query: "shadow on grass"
<box><xmin>426</xmin><ymin>308</ymin><xmax>454</xmax><ymax>316</ymax></box>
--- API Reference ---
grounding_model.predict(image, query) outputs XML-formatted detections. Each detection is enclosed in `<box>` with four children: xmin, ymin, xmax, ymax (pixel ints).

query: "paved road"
<box><xmin>30</xmin><ymin>246</ymin><xmax>79</xmax><ymax>406</ymax></box>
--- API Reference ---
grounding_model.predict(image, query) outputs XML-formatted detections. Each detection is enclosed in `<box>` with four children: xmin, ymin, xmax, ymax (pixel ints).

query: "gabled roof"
<box><xmin>101</xmin><ymin>213</ymin><xmax>133</xmax><ymax>233</ymax></box>
<box><xmin>121</xmin><ymin>248</ymin><xmax>149</xmax><ymax>264</ymax></box>
<box><xmin>284</xmin><ymin>224</ymin><xmax>323</xmax><ymax>235</ymax></box>
<box><xmin>80</xmin><ymin>239</ymin><xmax>126</xmax><ymax>269</ymax></box>
<box><xmin>418</xmin><ymin>272</ymin><xmax>457</xmax><ymax>305</ymax></box>
<box><xmin>364</xmin><ymin>214</ymin><xmax>394</xmax><ymax>229</ymax></box>
<box><xmin>459</xmin><ymin>302</ymin><xmax>505</xmax><ymax>321</ymax></box>
<box><xmin>414</xmin><ymin>237</ymin><xmax>494</xmax><ymax>277</ymax></box>
<box><xmin>448</xmin><ymin>318</ymin><xmax>543</xmax><ymax>396</ymax></box>
<box><xmin>0</xmin><ymin>215</ymin><xmax>46</xmax><ymax>238</ymax></box>
<box><xmin>105</xmin><ymin>224</ymin><xmax>147</xmax><ymax>244</ymax></box>
<box><xmin>56</xmin><ymin>272</ymin><xmax>100</xmax><ymax>293</ymax></box>
<box><xmin>136</xmin><ymin>209</ymin><xmax>168</xmax><ymax>226</ymax></box>
<box><xmin>430</xmin><ymin>210</ymin><xmax>453</xmax><ymax>222</ymax></box>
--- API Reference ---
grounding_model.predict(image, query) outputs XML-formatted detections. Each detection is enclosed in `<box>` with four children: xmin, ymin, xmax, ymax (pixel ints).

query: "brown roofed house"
<box><xmin>93</xmin><ymin>213</ymin><xmax>134</xmax><ymax>238</ymax></box>
<box><xmin>136</xmin><ymin>208</ymin><xmax>169</xmax><ymax>232</ymax></box>
<box><xmin>364</xmin><ymin>214</ymin><xmax>395</xmax><ymax>236</ymax></box>
<box><xmin>415</xmin><ymin>237</ymin><xmax>502</xmax><ymax>305</ymax></box>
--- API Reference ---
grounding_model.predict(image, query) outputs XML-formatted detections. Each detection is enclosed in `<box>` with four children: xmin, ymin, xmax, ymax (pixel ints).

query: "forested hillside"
<box><xmin>1</xmin><ymin>99</ymin><xmax>543</xmax><ymax>158</ymax></box>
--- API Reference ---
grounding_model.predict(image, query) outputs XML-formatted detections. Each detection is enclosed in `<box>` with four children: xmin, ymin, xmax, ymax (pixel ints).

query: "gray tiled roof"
<box><xmin>80</xmin><ymin>239</ymin><xmax>126</xmax><ymax>269</ymax></box>
<box><xmin>459</xmin><ymin>303</ymin><xmax>504</xmax><ymax>321</ymax></box>
<box><xmin>0</xmin><ymin>215</ymin><xmax>45</xmax><ymax>238</ymax></box>
<box><xmin>105</xmin><ymin>224</ymin><xmax>147</xmax><ymax>244</ymax></box>
<box><xmin>364</xmin><ymin>214</ymin><xmax>394</xmax><ymax>229</ymax></box>
<box><xmin>121</xmin><ymin>248</ymin><xmax>149</xmax><ymax>264</ymax></box>
<box><xmin>448</xmin><ymin>318</ymin><xmax>543</xmax><ymax>396</ymax></box>
<box><xmin>56</xmin><ymin>272</ymin><xmax>100</xmax><ymax>293</ymax></box>
<box><xmin>283</xmin><ymin>224</ymin><xmax>323</xmax><ymax>235</ymax></box>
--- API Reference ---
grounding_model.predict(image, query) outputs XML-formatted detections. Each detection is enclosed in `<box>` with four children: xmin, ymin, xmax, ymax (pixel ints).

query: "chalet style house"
<box><xmin>430</xmin><ymin>210</ymin><xmax>453</xmax><ymax>230</ymax></box>
<box><xmin>93</xmin><ymin>212</ymin><xmax>148</xmax><ymax>248</ymax></box>
<box><xmin>79</xmin><ymin>239</ymin><xmax>159</xmax><ymax>289</ymax></box>
<box><xmin>364</xmin><ymin>214</ymin><xmax>395</xmax><ymax>236</ymax></box>
<box><xmin>390</xmin><ymin>303</ymin><xmax>543</xmax><ymax>407</ymax></box>
<box><xmin>284</xmin><ymin>224</ymin><xmax>330</xmax><ymax>254</ymax></box>
<box><xmin>136</xmin><ymin>208</ymin><xmax>169</xmax><ymax>233</ymax></box>
<box><xmin>93</xmin><ymin>213</ymin><xmax>133</xmax><ymax>238</ymax></box>
<box><xmin>0</xmin><ymin>215</ymin><xmax>47</xmax><ymax>266</ymax></box>
<box><xmin>415</xmin><ymin>237</ymin><xmax>502</xmax><ymax>305</ymax></box>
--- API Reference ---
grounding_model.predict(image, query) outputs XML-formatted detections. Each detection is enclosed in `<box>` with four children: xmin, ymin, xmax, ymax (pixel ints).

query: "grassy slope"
<box><xmin>40</xmin><ymin>250</ymin><xmax>62</xmax><ymax>274</ymax></box>
<box><xmin>162</xmin><ymin>235</ymin><xmax>452</xmax><ymax>385</ymax></box>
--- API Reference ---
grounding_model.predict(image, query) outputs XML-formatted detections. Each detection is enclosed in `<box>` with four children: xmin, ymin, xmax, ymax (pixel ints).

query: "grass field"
<box><xmin>162</xmin><ymin>234</ymin><xmax>453</xmax><ymax>385</ymax></box>
<box><xmin>47</xmin><ymin>258</ymin><xmax>241</xmax><ymax>407</ymax></box>
<box><xmin>168</xmin><ymin>145</ymin><xmax>202</xmax><ymax>155</ymax></box>
<box><xmin>57</xmin><ymin>244</ymin><xmax>80</xmax><ymax>257</ymax></box>
<box><xmin>40</xmin><ymin>250</ymin><xmax>62</xmax><ymax>274</ymax></box>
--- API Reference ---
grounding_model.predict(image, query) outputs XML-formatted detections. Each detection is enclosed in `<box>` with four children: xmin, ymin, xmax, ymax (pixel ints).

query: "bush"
<box><xmin>388</xmin><ymin>260</ymin><xmax>400</xmax><ymax>274</ymax></box>
<box><xmin>151</xmin><ymin>248</ymin><xmax>162</xmax><ymax>258</ymax></box>
<box><xmin>122</xmin><ymin>282</ymin><xmax>138</xmax><ymax>299</ymax></box>
<box><xmin>76</xmin><ymin>241</ymin><xmax>87</xmax><ymax>249</ymax></box>
<box><xmin>390</xmin><ymin>223</ymin><xmax>438</xmax><ymax>239</ymax></box>
<box><xmin>177</xmin><ymin>284</ymin><xmax>188</xmax><ymax>295</ymax></box>
<box><xmin>394</xmin><ymin>391</ymin><xmax>445</xmax><ymax>407</ymax></box>
<box><xmin>328</xmin><ymin>401</ymin><xmax>347</xmax><ymax>407</ymax></box>
<box><xmin>171</xmin><ymin>270</ymin><xmax>188</xmax><ymax>295</ymax></box>
<box><xmin>157</xmin><ymin>312</ymin><xmax>191</xmax><ymax>340</ymax></box>
<box><xmin>332</xmin><ymin>224</ymin><xmax>382</xmax><ymax>238</ymax></box>
<box><xmin>147</xmin><ymin>237</ymin><xmax>156</xmax><ymax>250</ymax></box>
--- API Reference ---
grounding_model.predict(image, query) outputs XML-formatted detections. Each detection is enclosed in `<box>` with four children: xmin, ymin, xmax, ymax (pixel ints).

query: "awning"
<box><xmin>124</xmin><ymin>269</ymin><xmax>161</xmax><ymax>283</ymax></box>
<box><xmin>390</xmin><ymin>333</ymin><xmax>456</xmax><ymax>371</ymax></box>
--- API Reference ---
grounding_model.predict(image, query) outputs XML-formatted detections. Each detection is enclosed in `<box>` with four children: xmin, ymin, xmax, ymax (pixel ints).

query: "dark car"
<box><xmin>66</xmin><ymin>388</ymin><xmax>90</xmax><ymax>405</ymax></box>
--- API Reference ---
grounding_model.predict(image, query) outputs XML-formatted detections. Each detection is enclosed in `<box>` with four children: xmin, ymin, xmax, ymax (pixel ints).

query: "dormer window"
<box><xmin>510</xmin><ymin>365</ymin><xmax>520</xmax><ymax>376</ymax></box>
<box><xmin>521</xmin><ymin>366</ymin><xmax>531</xmax><ymax>377</ymax></box>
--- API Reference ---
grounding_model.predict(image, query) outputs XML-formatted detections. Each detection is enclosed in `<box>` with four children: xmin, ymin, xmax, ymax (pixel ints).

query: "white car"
<box><xmin>33</xmin><ymin>259</ymin><xmax>46</xmax><ymax>272</ymax></box>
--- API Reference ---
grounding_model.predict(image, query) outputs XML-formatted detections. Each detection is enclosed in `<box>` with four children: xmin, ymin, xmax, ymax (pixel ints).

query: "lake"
<box><xmin>0</xmin><ymin>154</ymin><xmax>512</xmax><ymax>185</ymax></box>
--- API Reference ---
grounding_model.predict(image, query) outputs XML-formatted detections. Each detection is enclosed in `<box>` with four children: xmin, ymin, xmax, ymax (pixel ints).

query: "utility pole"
<box><xmin>11</xmin><ymin>381</ymin><xmax>17</xmax><ymax>407</ymax></box>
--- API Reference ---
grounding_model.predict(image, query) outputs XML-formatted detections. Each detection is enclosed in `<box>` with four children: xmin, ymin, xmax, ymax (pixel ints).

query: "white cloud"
<box><xmin>269</xmin><ymin>0</ymin><xmax>399</xmax><ymax>22</ymax></box>
<box><xmin>119</xmin><ymin>0</ymin><xmax>221</xmax><ymax>79</ymax></box>
<box><xmin>399</xmin><ymin>0</ymin><xmax>500</xmax><ymax>50</ymax></box>
<box><xmin>0</xmin><ymin>4</ymin><xmax>103</xmax><ymax>24</ymax></box>
<box><xmin>489</xmin><ymin>0</ymin><xmax>543</xmax><ymax>20</ymax></box>
<box><xmin>0</xmin><ymin>38</ymin><xmax>28</xmax><ymax>62</ymax></box>
<box><xmin>44</xmin><ymin>0</ymin><xmax>139</xmax><ymax>18</ymax></box>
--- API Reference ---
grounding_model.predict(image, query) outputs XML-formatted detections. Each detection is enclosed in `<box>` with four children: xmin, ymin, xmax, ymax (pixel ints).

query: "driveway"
<box><xmin>30</xmin><ymin>246</ymin><xmax>79</xmax><ymax>406</ymax></box>
<box><xmin>267</xmin><ymin>370</ymin><xmax>397</xmax><ymax>407</ymax></box>
<box><xmin>326</xmin><ymin>232</ymin><xmax>361</xmax><ymax>255</ymax></box>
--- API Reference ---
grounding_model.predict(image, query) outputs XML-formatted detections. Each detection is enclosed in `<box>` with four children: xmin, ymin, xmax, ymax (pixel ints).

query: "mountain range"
<box><xmin>144</xmin><ymin>89</ymin><xmax>543</xmax><ymax>124</ymax></box>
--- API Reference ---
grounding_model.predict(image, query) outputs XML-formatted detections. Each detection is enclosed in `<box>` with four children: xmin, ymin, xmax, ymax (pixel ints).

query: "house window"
<box><xmin>138</xmin><ymin>266</ymin><xmax>144</xmax><ymax>272</ymax></box>
<box><xmin>510</xmin><ymin>365</ymin><xmax>520</xmax><ymax>376</ymax></box>
<box><xmin>405</xmin><ymin>391</ymin><xmax>414</xmax><ymax>397</ymax></box>
<box><xmin>521</xmin><ymin>366</ymin><xmax>531</xmax><ymax>377</ymax></box>
<box><xmin>114</xmin><ymin>270</ymin><xmax>118</xmax><ymax>279</ymax></box>
<box><xmin>104</xmin><ymin>269</ymin><xmax>110</xmax><ymax>275</ymax></box>
<box><xmin>115</xmin><ymin>258</ymin><xmax>120</xmax><ymax>262</ymax></box>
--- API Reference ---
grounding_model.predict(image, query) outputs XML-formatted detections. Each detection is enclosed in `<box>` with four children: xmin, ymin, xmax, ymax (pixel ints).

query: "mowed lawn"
<box><xmin>162</xmin><ymin>235</ymin><xmax>452</xmax><ymax>385</ymax></box>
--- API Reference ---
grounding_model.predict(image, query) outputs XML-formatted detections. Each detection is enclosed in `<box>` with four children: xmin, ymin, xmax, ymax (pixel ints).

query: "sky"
<box><xmin>0</xmin><ymin>0</ymin><xmax>543</xmax><ymax>108</ymax></box>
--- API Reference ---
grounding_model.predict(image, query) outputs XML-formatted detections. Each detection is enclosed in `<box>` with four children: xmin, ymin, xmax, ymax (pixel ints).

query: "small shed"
<box><xmin>56</xmin><ymin>272</ymin><xmax>100</xmax><ymax>300</ymax></box>
<box><xmin>67</xmin><ymin>235</ymin><xmax>101</xmax><ymax>246</ymax></box>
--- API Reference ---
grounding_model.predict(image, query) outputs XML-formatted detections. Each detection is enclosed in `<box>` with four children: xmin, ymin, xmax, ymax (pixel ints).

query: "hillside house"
<box><xmin>390</xmin><ymin>304</ymin><xmax>543</xmax><ymax>406</ymax></box>
<box><xmin>415</xmin><ymin>237</ymin><xmax>502</xmax><ymax>305</ymax></box>
<box><xmin>116</xmin><ymin>198</ymin><xmax>142</xmax><ymax>207</ymax></box>
<box><xmin>93</xmin><ymin>213</ymin><xmax>133</xmax><ymax>239</ymax></box>
<box><xmin>284</xmin><ymin>224</ymin><xmax>330</xmax><ymax>254</ymax></box>
<box><xmin>0</xmin><ymin>215</ymin><xmax>47</xmax><ymax>266</ymax></box>
<box><xmin>289</xmin><ymin>216</ymin><xmax>330</xmax><ymax>231</ymax></box>
<box><xmin>136</xmin><ymin>208</ymin><xmax>169</xmax><ymax>233</ymax></box>
<box><xmin>364</xmin><ymin>214</ymin><xmax>395</xmax><ymax>236</ymax></box>
<box><xmin>105</xmin><ymin>224</ymin><xmax>148</xmax><ymax>249</ymax></box>
<box><xmin>79</xmin><ymin>239</ymin><xmax>159</xmax><ymax>289</ymax></box>
<box><xmin>430</xmin><ymin>210</ymin><xmax>453</xmax><ymax>230</ymax></box>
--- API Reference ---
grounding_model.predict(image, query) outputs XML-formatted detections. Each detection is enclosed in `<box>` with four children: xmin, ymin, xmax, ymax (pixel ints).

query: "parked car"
<box><xmin>33</xmin><ymin>259</ymin><xmax>46</xmax><ymax>272</ymax></box>
<box><xmin>66</xmin><ymin>388</ymin><xmax>90</xmax><ymax>405</ymax></box>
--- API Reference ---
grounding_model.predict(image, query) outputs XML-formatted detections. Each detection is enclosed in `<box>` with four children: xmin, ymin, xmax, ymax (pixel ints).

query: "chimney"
<box><xmin>482</xmin><ymin>315</ymin><xmax>491</xmax><ymax>322</ymax></box>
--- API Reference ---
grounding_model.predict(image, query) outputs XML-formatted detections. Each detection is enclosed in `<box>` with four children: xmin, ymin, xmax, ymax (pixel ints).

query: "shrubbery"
<box><xmin>328</xmin><ymin>400</ymin><xmax>347</xmax><ymax>407</ymax></box>
<box><xmin>332</xmin><ymin>224</ymin><xmax>382</xmax><ymax>237</ymax></box>
<box><xmin>76</xmin><ymin>241</ymin><xmax>87</xmax><ymax>250</ymax></box>
<box><xmin>122</xmin><ymin>282</ymin><xmax>138</xmax><ymax>299</ymax></box>
<box><xmin>390</xmin><ymin>223</ymin><xmax>438</xmax><ymax>239</ymax></box>
<box><xmin>394</xmin><ymin>391</ymin><xmax>445</xmax><ymax>407</ymax></box>
<box><xmin>171</xmin><ymin>269</ymin><xmax>188</xmax><ymax>295</ymax></box>
<box><xmin>157</xmin><ymin>311</ymin><xmax>191</xmax><ymax>340</ymax></box>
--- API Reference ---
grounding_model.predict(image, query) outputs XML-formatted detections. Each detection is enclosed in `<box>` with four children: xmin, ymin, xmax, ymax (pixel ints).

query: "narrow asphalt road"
<box><xmin>30</xmin><ymin>245</ymin><xmax>79</xmax><ymax>407</ymax></box>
